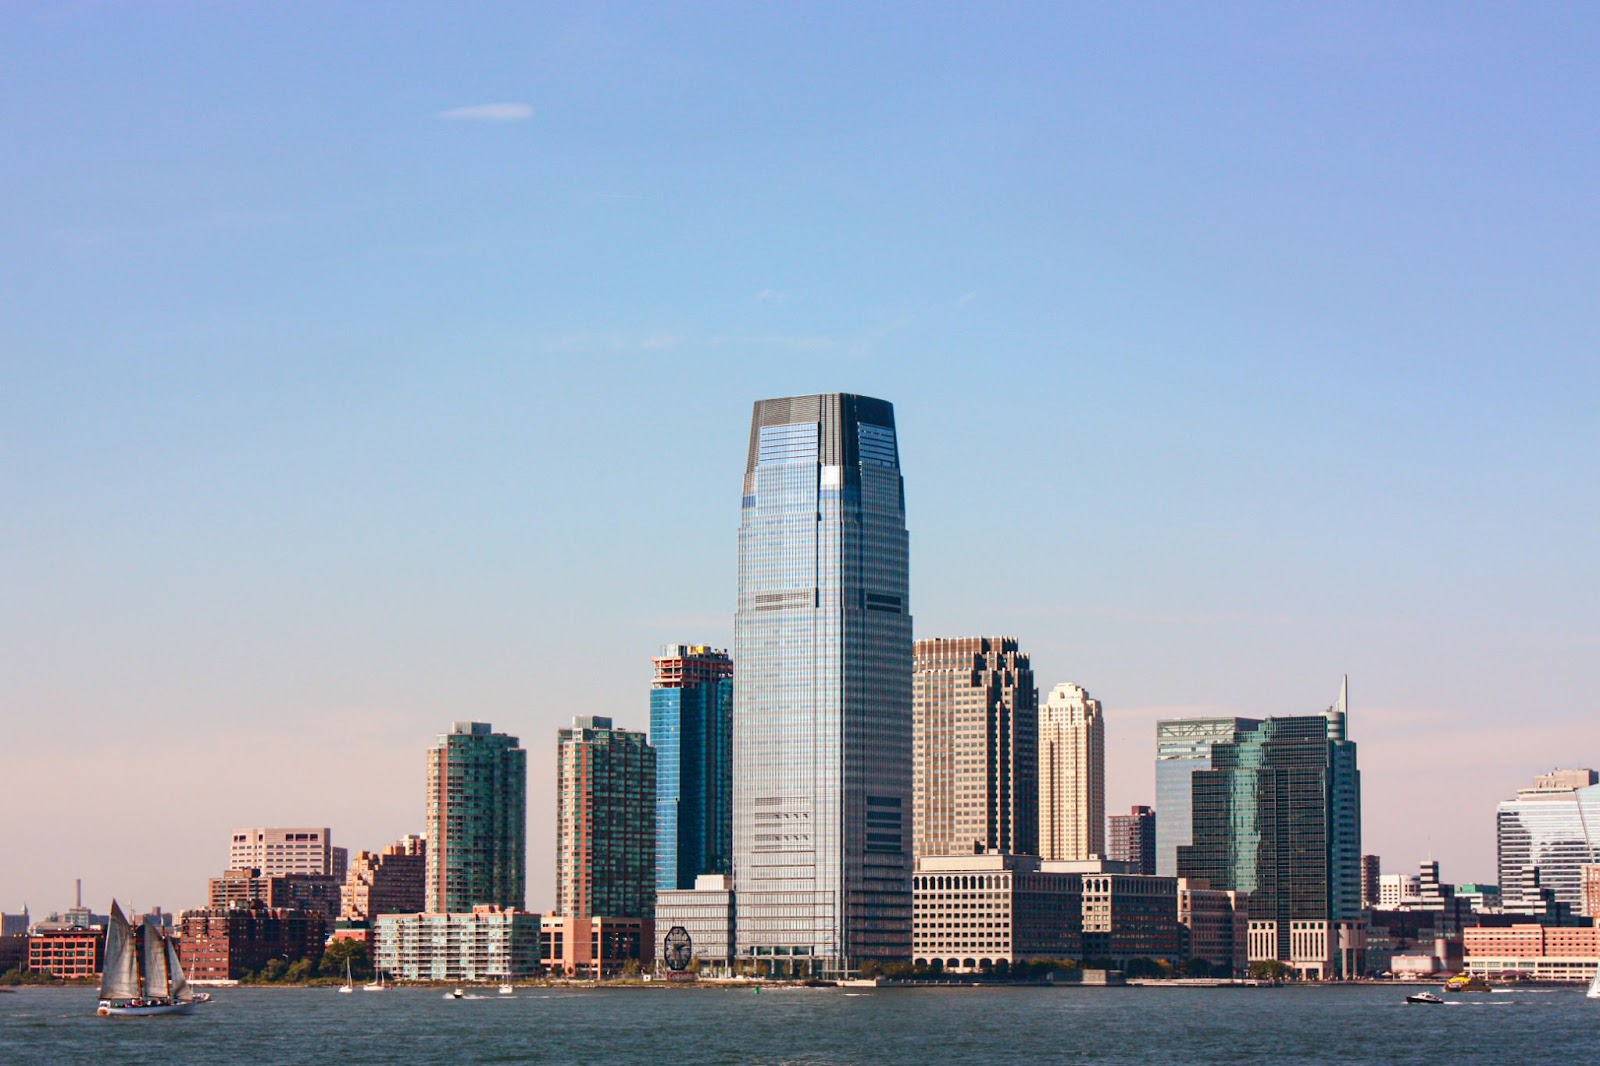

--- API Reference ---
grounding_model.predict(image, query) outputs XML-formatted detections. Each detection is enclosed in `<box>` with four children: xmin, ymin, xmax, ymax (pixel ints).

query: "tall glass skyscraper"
<box><xmin>651</xmin><ymin>644</ymin><xmax>734</xmax><ymax>893</ymax></box>
<box><xmin>426</xmin><ymin>722</ymin><xmax>527</xmax><ymax>914</ymax></box>
<box><xmin>1153</xmin><ymin>717</ymin><xmax>1261</xmax><ymax>877</ymax></box>
<box><xmin>733</xmin><ymin>393</ymin><xmax>913</xmax><ymax>974</ymax></box>
<box><xmin>1177</xmin><ymin>686</ymin><xmax>1361</xmax><ymax>973</ymax></box>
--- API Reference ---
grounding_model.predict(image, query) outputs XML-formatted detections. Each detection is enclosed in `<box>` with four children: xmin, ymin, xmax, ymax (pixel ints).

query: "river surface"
<box><xmin>1</xmin><ymin>983</ymin><xmax>1594</xmax><ymax>1064</ymax></box>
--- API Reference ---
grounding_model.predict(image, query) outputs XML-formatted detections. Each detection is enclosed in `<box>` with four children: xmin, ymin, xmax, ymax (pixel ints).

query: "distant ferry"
<box><xmin>1444</xmin><ymin>974</ymin><xmax>1491</xmax><ymax>993</ymax></box>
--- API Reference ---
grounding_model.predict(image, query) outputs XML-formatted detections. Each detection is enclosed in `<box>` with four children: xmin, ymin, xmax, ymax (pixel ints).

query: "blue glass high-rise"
<box><xmin>733</xmin><ymin>394</ymin><xmax>913</xmax><ymax>975</ymax></box>
<box><xmin>651</xmin><ymin>645</ymin><xmax>734</xmax><ymax>893</ymax></box>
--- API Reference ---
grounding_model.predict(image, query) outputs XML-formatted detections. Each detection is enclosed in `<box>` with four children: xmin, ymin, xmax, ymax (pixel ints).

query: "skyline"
<box><xmin>2</xmin><ymin>3</ymin><xmax>1596</xmax><ymax>913</ymax></box>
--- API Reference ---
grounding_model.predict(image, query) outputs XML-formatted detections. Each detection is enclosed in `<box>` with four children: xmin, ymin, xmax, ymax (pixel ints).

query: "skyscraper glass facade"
<box><xmin>733</xmin><ymin>394</ymin><xmax>913</xmax><ymax>973</ymax></box>
<box><xmin>1496</xmin><ymin>780</ymin><xmax>1600</xmax><ymax>912</ymax></box>
<box><xmin>426</xmin><ymin>722</ymin><xmax>527</xmax><ymax>914</ymax></box>
<box><xmin>1177</xmin><ymin>708</ymin><xmax>1361</xmax><ymax>964</ymax></box>
<box><xmin>651</xmin><ymin>645</ymin><xmax>734</xmax><ymax>893</ymax></box>
<box><xmin>1153</xmin><ymin>717</ymin><xmax>1260</xmax><ymax>877</ymax></box>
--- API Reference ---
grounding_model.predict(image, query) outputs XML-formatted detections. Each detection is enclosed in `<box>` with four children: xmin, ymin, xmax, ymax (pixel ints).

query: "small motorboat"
<box><xmin>1406</xmin><ymin>991</ymin><xmax>1445</xmax><ymax>1005</ymax></box>
<box><xmin>444</xmin><ymin>988</ymin><xmax>465</xmax><ymax>1000</ymax></box>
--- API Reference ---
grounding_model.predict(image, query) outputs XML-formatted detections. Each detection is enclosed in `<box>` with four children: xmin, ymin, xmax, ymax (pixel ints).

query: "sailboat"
<box><xmin>1587</xmin><ymin>965</ymin><xmax>1600</xmax><ymax>1000</ymax></box>
<box><xmin>338</xmin><ymin>957</ymin><xmax>354</xmax><ymax>993</ymax></box>
<box><xmin>97</xmin><ymin>901</ymin><xmax>210</xmax><ymax>1017</ymax></box>
<box><xmin>363</xmin><ymin>967</ymin><xmax>386</xmax><ymax>992</ymax></box>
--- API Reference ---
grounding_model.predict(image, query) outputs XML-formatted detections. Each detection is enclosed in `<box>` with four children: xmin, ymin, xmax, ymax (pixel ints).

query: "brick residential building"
<box><xmin>177</xmin><ymin>904</ymin><xmax>327</xmax><ymax>981</ymax></box>
<box><xmin>27</xmin><ymin>927</ymin><xmax>104</xmax><ymax>979</ymax></box>
<box><xmin>342</xmin><ymin>836</ymin><xmax>427</xmax><ymax>921</ymax></box>
<box><xmin>208</xmin><ymin>869</ymin><xmax>344</xmax><ymax>918</ymax></box>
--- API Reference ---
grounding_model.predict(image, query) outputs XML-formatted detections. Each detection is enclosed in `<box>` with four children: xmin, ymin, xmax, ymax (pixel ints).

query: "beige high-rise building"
<box><xmin>229</xmin><ymin>827</ymin><xmax>347</xmax><ymax>881</ymax></box>
<box><xmin>1039</xmin><ymin>682</ymin><xmax>1104</xmax><ymax>861</ymax></box>
<box><xmin>913</xmin><ymin>637</ymin><xmax>1037</xmax><ymax>859</ymax></box>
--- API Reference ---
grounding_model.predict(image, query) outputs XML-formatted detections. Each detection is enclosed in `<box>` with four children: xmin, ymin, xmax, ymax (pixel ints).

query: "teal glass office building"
<box><xmin>1177</xmin><ymin>703</ymin><xmax>1361</xmax><ymax>965</ymax></box>
<box><xmin>733</xmin><ymin>394</ymin><xmax>913</xmax><ymax>974</ymax></box>
<box><xmin>651</xmin><ymin>645</ymin><xmax>735</xmax><ymax>893</ymax></box>
<box><xmin>1153</xmin><ymin>717</ymin><xmax>1261</xmax><ymax>877</ymax></box>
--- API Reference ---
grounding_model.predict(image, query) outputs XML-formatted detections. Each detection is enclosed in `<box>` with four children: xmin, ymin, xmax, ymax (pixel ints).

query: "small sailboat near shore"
<box><xmin>97</xmin><ymin>901</ymin><xmax>211</xmax><ymax>1017</ymax></box>
<box><xmin>1587</xmin><ymin>965</ymin><xmax>1600</xmax><ymax>1000</ymax></box>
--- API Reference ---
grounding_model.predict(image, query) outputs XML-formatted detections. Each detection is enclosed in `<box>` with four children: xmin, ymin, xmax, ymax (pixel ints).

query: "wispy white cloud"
<box><xmin>956</xmin><ymin>290</ymin><xmax>978</xmax><ymax>307</ymax></box>
<box><xmin>756</xmin><ymin>288</ymin><xmax>790</xmax><ymax>305</ymax></box>
<box><xmin>437</xmin><ymin>102</ymin><xmax>534</xmax><ymax>122</ymax></box>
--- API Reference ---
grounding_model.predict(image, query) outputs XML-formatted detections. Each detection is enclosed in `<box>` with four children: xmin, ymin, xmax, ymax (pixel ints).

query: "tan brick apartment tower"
<box><xmin>1039</xmin><ymin>682</ymin><xmax>1105</xmax><ymax>861</ymax></box>
<box><xmin>913</xmin><ymin>637</ymin><xmax>1038</xmax><ymax>859</ymax></box>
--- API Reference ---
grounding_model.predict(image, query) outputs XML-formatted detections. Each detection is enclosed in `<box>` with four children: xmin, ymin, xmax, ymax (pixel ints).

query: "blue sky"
<box><xmin>2</xmin><ymin>3</ymin><xmax>1595</xmax><ymax>914</ymax></box>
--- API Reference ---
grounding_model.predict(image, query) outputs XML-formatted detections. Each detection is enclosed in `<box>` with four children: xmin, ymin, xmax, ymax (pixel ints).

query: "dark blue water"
<box><xmin>1</xmin><ymin>984</ymin><xmax>1594</xmax><ymax>1064</ymax></box>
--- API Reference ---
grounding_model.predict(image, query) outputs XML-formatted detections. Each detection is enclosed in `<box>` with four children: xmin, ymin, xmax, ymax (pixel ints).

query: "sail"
<box><xmin>140</xmin><ymin>921</ymin><xmax>170</xmax><ymax>999</ymax></box>
<box><xmin>164</xmin><ymin>934</ymin><xmax>191</xmax><ymax>1002</ymax></box>
<box><xmin>98</xmin><ymin>901</ymin><xmax>141</xmax><ymax>1002</ymax></box>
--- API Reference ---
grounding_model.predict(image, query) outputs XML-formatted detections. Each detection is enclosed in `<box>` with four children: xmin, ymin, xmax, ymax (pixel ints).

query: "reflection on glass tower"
<box><xmin>651</xmin><ymin>644</ymin><xmax>735</xmax><ymax>893</ymax></box>
<box><xmin>733</xmin><ymin>394</ymin><xmax>913</xmax><ymax>975</ymax></box>
<box><xmin>1177</xmin><ymin>680</ymin><xmax>1362</xmax><ymax>975</ymax></box>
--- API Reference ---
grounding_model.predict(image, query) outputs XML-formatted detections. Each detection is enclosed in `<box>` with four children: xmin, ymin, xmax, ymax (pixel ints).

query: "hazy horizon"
<box><xmin>2</xmin><ymin>3</ymin><xmax>1596</xmax><ymax>916</ymax></box>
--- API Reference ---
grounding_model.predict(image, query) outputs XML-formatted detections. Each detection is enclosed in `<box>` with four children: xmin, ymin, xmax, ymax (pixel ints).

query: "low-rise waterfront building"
<box><xmin>27</xmin><ymin>927</ymin><xmax>104</xmax><ymax>979</ymax></box>
<box><xmin>1074</xmin><ymin>868</ymin><xmax>1182</xmax><ymax>965</ymax></box>
<box><xmin>1462</xmin><ymin>923</ymin><xmax>1600</xmax><ymax>981</ymax></box>
<box><xmin>177</xmin><ymin>904</ymin><xmax>328</xmax><ymax>981</ymax></box>
<box><xmin>1177</xmin><ymin>878</ymin><xmax>1248</xmax><ymax>974</ymax></box>
<box><xmin>653</xmin><ymin>874</ymin><xmax>734</xmax><ymax>974</ymax></box>
<box><xmin>912</xmin><ymin>854</ymin><xmax>1083</xmax><ymax>972</ymax></box>
<box><xmin>539</xmin><ymin>914</ymin><xmax>652</xmax><ymax>977</ymax></box>
<box><xmin>373</xmin><ymin>907</ymin><xmax>542</xmax><ymax>982</ymax></box>
<box><xmin>0</xmin><ymin>934</ymin><xmax>27</xmax><ymax>973</ymax></box>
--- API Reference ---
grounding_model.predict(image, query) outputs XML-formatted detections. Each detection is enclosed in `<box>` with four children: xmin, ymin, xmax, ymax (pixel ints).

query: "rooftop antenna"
<box><xmin>75</xmin><ymin>879</ymin><xmax>82</xmax><ymax>909</ymax></box>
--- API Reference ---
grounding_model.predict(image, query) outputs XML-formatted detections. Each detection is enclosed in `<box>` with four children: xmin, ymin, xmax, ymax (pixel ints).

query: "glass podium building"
<box><xmin>733</xmin><ymin>394</ymin><xmax>913</xmax><ymax>974</ymax></box>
